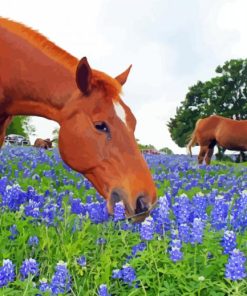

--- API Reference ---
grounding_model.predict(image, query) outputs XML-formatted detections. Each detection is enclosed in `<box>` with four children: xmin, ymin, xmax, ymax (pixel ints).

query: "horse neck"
<box><xmin>0</xmin><ymin>26</ymin><xmax>77</xmax><ymax>123</ymax></box>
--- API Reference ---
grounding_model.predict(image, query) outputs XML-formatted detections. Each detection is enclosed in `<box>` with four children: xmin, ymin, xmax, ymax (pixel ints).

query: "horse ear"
<box><xmin>115</xmin><ymin>65</ymin><xmax>132</xmax><ymax>86</ymax></box>
<box><xmin>76</xmin><ymin>57</ymin><xmax>92</xmax><ymax>95</ymax></box>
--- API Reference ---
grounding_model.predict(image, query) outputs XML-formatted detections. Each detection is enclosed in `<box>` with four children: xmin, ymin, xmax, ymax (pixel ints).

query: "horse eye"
<box><xmin>94</xmin><ymin>122</ymin><xmax>110</xmax><ymax>134</ymax></box>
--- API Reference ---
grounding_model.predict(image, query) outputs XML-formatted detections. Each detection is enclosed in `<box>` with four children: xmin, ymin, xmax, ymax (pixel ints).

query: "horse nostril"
<box><xmin>111</xmin><ymin>190</ymin><xmax>122</xmax><ymax>205</ymax></box>
<box><xmin>135</xmin><ymin>196</ymin><xmax>149</xmax><ymax>214</ymax></box>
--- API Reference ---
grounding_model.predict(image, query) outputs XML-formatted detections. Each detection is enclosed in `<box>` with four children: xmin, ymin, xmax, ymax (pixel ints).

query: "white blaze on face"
<box><xmin>113</xmin><ymin>101</ymin><xmax>127</xmax><ymax>127</ymax></box>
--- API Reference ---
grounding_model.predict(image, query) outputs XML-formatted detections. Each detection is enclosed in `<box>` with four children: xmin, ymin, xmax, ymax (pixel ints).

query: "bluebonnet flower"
<box><xmin>225</xmin><ymin>249</ymin><xmax>246</xmax><ymax>280</ymax></box>
<box><xmin>24</xmin><ymin>201</ymin><xmax>40</xmax><ymax>218</ymax></box>
<box><xmin>178</xmin><ymin>223</ymin><xmax>190</xmax><ymax>243</ymax></box>
<box><xmin>77</xmin><ymin>256</ymin><xmax>86</xmax><ymax>267</ymax></box>
<box><xmin>190</xmin><ymin>218</ymin><xmax>205</xmax><ymax>244</ymax></box>
<box><xmin>121</xmin><ymin>265</ymin><xmax>136</xmax><ymax>285</ymax></box>
<box><xmin>28</xmin><ymin>236</ymin><xmax>39</xmax><ymax>247</ymax></box>
<box><xmin>211</xmin><ymin>195</ymin><xmax>229</xmax><ymax>230</ymax></box>
<box><xmin>221</xmin><ymin>230</ymin><xmax>237</xmax><ymax>254</ymax></box>
<box><xmin>170</xmin><ymin>239</ymin><xmax>182</xmax><ymax>249</ymax></box>
<box><xmin>32</xmin><ymin>173</ymin><xmax>41</xmax><ymax>181</ymax></box>
<box><xmin>140</xmin><ymin>217</ymin><xmax>154</xmax><ymax>241</ymax></box>
<box><xmin>84</xmin><ymin>180</ymin><xmax>92</xmax><ymax>190</ymax></box>
<box><xmin>50</xmin><ymin>261</ymin><xmax>71</xmax><ymax>295</ymax></box>
<box><xmin>0</xmin><ymin>259</ymin><xmax>15</xmax><ymax>287</ymax></box>
<box><xmin>69</xmin><ymin>198</ymin><xmax>86</xmax><ymax>216</ymax></box>
<box><xmin>98</xmin><ymin>284</ymin><xmax>110</xmax><ymax>296</ymax></box>
<box><xmin>76</xmin><ymin>180</ymin><xmax>83</xmax><ymax>190</ymax></box>
<box><xmin>151</xmin><ymin>195</ymin><xmax>170</xmax><ymax>234</ymax></box>
<box><xmin>97</xmin><ymin>237</ymin><xmax>107</xmax><ymax>245</ymax></box>
<box><xmin>170</xmin><ymin>228</ymin><xmax>179</xmax><ymax>240</ymax></box>
<box><xmin>20</xmin><ymin>258</ymin><xmax>39</xmax><ymax>279</ymax></box>
<box><xmin>113</xmin><ymin>201</ymin><xmax>125</xmax><ymax>222</ymax></box>
<box><xmin>87</xmin><ymin>202</ymin><xmax>109</xmax><ymax>224</ymax></box>
<box><xmin>86</xmin><ymin>195</ymin><xmax>93</xmax><ymax>204</ymax></box>
<box><xmin>0</xmin><ymin>176</ymin><xmax>8</xmax><ymax>195</ymax></box>
<box><xmin>168</xmin><ymin>240</ymin><xmax>183</xmax><ymax>262</ymax></box>
<box><xmin>42</xmin><ymin>204</ymin><xmax>57</xmax><ymax>226</ymax></box>
<box><xmin>8</xmin><ymin>224</ymin><xmax>19</xmax><ymax>240</ymax></box>
<box><xmin>153</xmin><ymin>195</ymin><xmax>170</xmax><ymax>224</ymax></box>
<box><xmin>192</xmin><ymin>193</ymin><xmax>208</xmax><ymax>221</ymax></box>
<box><xmin>131</xmin><ymin>242</ymin><xmax>146</xmax><ymax>256</ymax></box>
<box><xmin>112</xmin><ymin>269</ymin><xmax>122</xmax><ymax>279</ymax></box>
<box><xmin>96</xmin><ymin>192</ymin><xmax>104</xmax><ymax>202</ymax></box>
<box><xmin>2</xmin><ymin>184</ymin><xmax>27</xmax><ymax>211</ymax></box>
<box><xmin>230</xmin><ymin>191</ymin><xmax>247</xmax><ymax>231</ymax></box>
<box><xmin>121</xmin><ymin>222</ymin><xmax>132</xmax><ymax>231</ymax></box>
<box><xmin>39</xmin><ymin>278</ymin><xmax>50</xmax><ymax>293</ymax></box>
<box><xmin>173</xmin><ymin>194</ymin><xmax>192</xmax><ymax>224</ymax></box>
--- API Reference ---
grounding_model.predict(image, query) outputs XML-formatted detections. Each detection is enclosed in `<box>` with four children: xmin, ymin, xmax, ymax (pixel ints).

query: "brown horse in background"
<box><xmin>0</xmin><ymin>17</ymin><xmax>156</xmax><ymax>217</ymax></box>
<box><xmin>34</xmin><ymin>138</ymin><xmax>54</xmax><ymax>149</ymax></box>
<box><xmin>187</xmin><ymin>115</ymin><xmax>247</xmax><ymax>164</ymax></box>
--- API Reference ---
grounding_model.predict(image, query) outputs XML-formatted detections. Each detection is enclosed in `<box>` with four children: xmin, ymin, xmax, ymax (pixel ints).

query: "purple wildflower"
<box><xmin>0</xmin><ymin>259</ymin><xmax>15</xmax><ymax>287</ymax></box>
<box><xmin>191</xmin><ymin>218</ymin><xmax>205</xmax><ymax>244</ymax></box>
<box><xmin>140</xmin><ymin>217</ymin><xmax>154</xmax><ymax>241</ymax></box>
<box><xmin>113</xmin><ymin>201</ymin><xmax>125</xmax><ymax>222</ymax></box>
<box><xmin>131</xmin><ymin>242</ymin><xmax>146</xmax><ymax>256</ymax></box>
<box><xmin>77</xmin><ymin>256</ymin><xmax>86</xmax><ymax>267</ymax></box>
<box><xmin>98</xmin><ymin>284</ymin><xmax>111</xmax><ymax>296</ymax></box>
<box><xmin>20</xmin><ymin>258</ymin><xmax>39</xmax><ymax>279</ymax></box>
<box><xmin>178</xmin><ymin>223</ymin><xmax>190</xmax><ymax>243</ymax></box>
<box><xmin>121</xmin><ymin>265</ymin><xmax>136</xmax><ymax>285</ymax></box>
<box><xmin>225</xmin><ymin>249</ymin><xmax>246</xmax><ymax>281</ymax></box>
<box><xmin>96</xmin><ymin>238</ymin><xmax>107</xmax><ymax>245</ymax></box>
<box><xmin>221</xmin><ymin>230</ymin><xmax>237</xmax><ymax>254</ymax></box>
<box><xmin>39</xmin><ymin>278</ymin><xmax>50</xmax><ymax>293</ymax></box>
<box><xmin>24</xmin><ymin>201</ymin><xmax>40</xmax><ymax>218</ymax></box>
<box><xmin>28</xmin><ymin>236</ymin><xmax>39</xmax><ymax>247</ymax></box>
<box><xmin>168</xmin><ymin>239</ymin><xmax>183</xmax><ymax>262</ymax></box>
<box><xmin>42</xmin><ymin>204</ymin><xmax>57</xmax><ymax>226</ymax></box>
<box><xmin>50</xmin><ymin>261</ymin><xmax>71</xmax><ymax>295</ymax></box>
<box><xmin>8</xmin><ymin>224</ymin><xmax>19</xmax><ymax>240</ymax></box>
<box><xmin>211</xmin><ymin>195</ymin><xmax>229</xmax><ymax>230</ymax></box>
<box><xmin>87</xmin><ymin>202</ymin><xmax>109</xmax><ymax>224</ymax></box>
<box><xmin>69</xmin><ymin>198</ymin><xmax>86</xmax><ymax>216</ymax></box>
<box><xmin>173</xmin><ymin>194</ymin><xmax>192</xmax><ymax>224</ymax></box>
<box><xmin>112</xmin><ymin>269</ymin><xmax>122</xmax><ymax>279</ymax></box>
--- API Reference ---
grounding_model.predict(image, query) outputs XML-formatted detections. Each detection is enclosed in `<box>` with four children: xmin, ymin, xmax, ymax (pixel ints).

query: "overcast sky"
<box><xmin>1</xmin><ymin>0</ymin><xmax>247</xmax><ymax>153</ymax></box>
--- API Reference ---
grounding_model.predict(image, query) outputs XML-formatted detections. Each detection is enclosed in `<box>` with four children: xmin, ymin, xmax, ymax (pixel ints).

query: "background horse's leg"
<box><xmin>205</xmin><ymin>140</ymin><xmax>216</xmax><ymax>165</ymax></box>
<box><xmin>198</xmin><ymin>146</ymin><xmax>207</xmax><ymax>164</ymax></box>
<box><xmin>0</xmin><ymin>115</ymin><xmax>12</xmax><ymax>147</ymax></box>
<box><xmin>205</xmin><ymin>147</ymin><xmax>214</xmax><ymax>165</ymax></box>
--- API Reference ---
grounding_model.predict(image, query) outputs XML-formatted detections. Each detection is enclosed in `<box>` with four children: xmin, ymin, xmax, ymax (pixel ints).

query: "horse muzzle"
<box><xmin>108</xmin><ymin>188</ymin><xmax>156</xmax><ymax>222</ymax></box>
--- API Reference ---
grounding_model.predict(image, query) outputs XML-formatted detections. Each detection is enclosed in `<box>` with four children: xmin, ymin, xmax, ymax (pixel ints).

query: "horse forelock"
<box><xmin>91</xmin><ymin>70</ymin><xmax>122</xmax><ymax>101</ymax></box>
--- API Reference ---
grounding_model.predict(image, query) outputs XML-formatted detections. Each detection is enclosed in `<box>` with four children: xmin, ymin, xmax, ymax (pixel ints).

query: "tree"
<box><xmin>136</xmin><ymin>139</ymin><xmax>156</xmax><ymax>150</ymax></box>
<box><xmin>6</xmin><ymin>116</ymin><xmax>35</xmax><ymax>139</ymax></box>
<box><xmin>168</xmin><ymin>59</ymin><xmax>247</xmax><ymax>147</ymax></box>
<box><xmin>51</xmin><ymin>127</ymin><xmax>59</xmax><ymax>145</ymax></box>
<box><xmin>159</xmin><ymin>147</ymin><xmax>173</xmax><ymax>154</ymax></box>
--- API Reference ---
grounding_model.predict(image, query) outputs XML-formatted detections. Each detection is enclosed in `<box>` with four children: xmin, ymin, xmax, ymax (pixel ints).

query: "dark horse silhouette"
<box><xmin>187</xmin><ymin>115</ymin><xmax>247</xmax><ymax>165</ymax></box>
<box><xmin>0</xmin><ymin>17</ymin><xmax>156</xmax><ymax>218</ymax></box>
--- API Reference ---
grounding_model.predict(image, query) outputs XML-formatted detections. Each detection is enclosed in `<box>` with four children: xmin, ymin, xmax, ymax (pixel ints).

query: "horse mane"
<box><xmin>0</xmin><ymin>17</ymin><xmax>122</xmax><ymax>99</ymax></box>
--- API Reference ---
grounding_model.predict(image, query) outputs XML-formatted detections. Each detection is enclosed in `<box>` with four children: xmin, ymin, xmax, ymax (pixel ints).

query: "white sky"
<box><xmin>1</xmin><ymin>0</ymin><xmax>247</xmax><ymax>153</ymax></box>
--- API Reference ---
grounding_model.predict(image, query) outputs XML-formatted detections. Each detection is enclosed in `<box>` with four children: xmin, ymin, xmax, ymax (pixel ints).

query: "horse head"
<box><xmin>58</xmin><ymin>57</ymin><xmax>157</xmax><ymax>218</ymax></box>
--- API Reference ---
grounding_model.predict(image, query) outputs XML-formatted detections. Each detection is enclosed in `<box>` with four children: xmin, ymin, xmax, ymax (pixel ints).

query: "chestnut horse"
<box><xmin>0</xmin><ymin>17</ymin><xmax>156</xmax><ymax>217</ymax></box>
<box><xmin>187</xmin><ymin>115</ymin><xmax>247</xmax><ymax>164</ymax></box>
<box><xmin>34</xmin><ymin>138</ymin><xmax>54</xmax><ymax>149</ymax></box>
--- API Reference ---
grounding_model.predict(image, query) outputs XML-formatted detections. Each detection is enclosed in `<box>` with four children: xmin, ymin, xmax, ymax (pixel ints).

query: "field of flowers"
<box><xmin>0</xmin><ymin>147</ymin><xmax>247</xmax><ymax>295</ymax></box>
